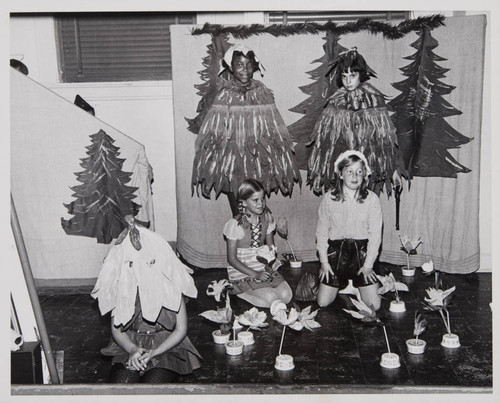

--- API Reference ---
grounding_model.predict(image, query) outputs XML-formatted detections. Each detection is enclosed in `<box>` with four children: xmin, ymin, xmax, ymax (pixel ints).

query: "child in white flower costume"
<box><xmin>223</xmin><ymin>179</ymin><xmax>292</xmax><ymax>308</ymax></box>
<box><xmin>92</xmin><ymin>215</ymin><xmax>201</xmax><ymax>383</ymax></box>
<box><xmin>316</xmin><ymin>151</ymin><xmax>382</xmax><ymax>310</ymax></box>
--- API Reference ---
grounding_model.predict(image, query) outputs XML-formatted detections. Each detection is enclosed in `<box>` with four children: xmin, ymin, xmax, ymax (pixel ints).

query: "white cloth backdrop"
<box><xmin>171</xmin><ymin>15</ymin><xmax>486</xmax><ymax>273</ymax></box>
<box><xmin>11</xmin><ymin>69</ymin><xmax>154</xmax><ymax>281</ymax></box>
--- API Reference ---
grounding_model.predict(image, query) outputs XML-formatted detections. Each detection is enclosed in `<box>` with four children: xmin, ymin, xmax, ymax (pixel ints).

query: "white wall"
<box><xmin>10</xmin><ymin>11</ymin><xmax>492</xmax><ymax>275</ymax></box>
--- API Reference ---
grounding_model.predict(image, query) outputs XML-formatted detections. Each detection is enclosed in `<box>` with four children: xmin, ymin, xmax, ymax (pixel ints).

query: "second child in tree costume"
<box><xmin>192</xmin><ymin>45</ymin><xmax>301</xmax><ymax>214</ymax></box>
<box><xmin>308</xmin><ymin>47</ymin><xmax>402</xmax><ymax>196</ymax></box>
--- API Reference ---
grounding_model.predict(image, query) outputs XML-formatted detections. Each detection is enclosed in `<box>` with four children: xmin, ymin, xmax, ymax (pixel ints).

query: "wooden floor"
<box><xmin>20</xmin><ymin>261</ymin><xmax>493</xmax><ymax>394</ymax></box>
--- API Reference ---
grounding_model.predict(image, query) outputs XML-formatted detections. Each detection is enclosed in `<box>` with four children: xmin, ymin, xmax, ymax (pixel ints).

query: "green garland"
<box><xmin>191</xmin><ymin>15</ymin><xmax>445</xmax><ymax>39</ymax></box>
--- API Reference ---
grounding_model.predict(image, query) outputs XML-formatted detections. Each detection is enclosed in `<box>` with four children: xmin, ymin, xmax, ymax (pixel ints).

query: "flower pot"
<box><xmin>225</xmin><ymin>340</ymin><xmax>244</xmax><ymax>355</ymax></box>
<box><xmin>274</xmin><ymin>354</ymin><xmax>294</xmax><ymax>371</ymax></box>
<box><xmin>380</xmin><ymin>352</ymin><xmax>401</xmax><ymax>369</ymax></box>
<box><xmin>212</xmin><ymin>329</ymin><xmax>230</xmax><ymax>344</ymax></box>
<box><xmin>401</xmin><ymin>266</ymin><xmax>416</xmax><ymax>277</ymax></box>
<box><xmin>406</xmin><ymin>338</ymin><xmax>426</xmax><ymax>354</ymax></box>
<box><xmin>441</xmin><ymin>333</ymin><xmax>460</xmax><ymax>348</ymax></box>
<box><xmin>289</xmin><ymin>260</ymin><xmax>302</xmax><ymax>269</ymax></box>
<box><xmin>389</xmin><ymin>300</ymin><xmax>406</xmax><ymax>313</ymax></box>
<box><xmin>237</xmin><ymin>331</ymin><xmax>255</xmax><ymax>346</ymax></box>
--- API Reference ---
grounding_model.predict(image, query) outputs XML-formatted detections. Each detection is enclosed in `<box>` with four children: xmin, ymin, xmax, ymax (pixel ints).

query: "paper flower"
<box><xmin>276</xmin><ymin>216</ymin><xmax>298</xmax><ymax>261</ymax></box>
<box><xmin>423</xmin><ymin>285</ymin><xmax>456</xmax><ymax>334</ymax></box>
<box><xmin>270</xmin><ymin>300</ymin><xmax>287</xmax><ymax>316</ymax></box>
<box><xmin>413</xmin><ymin>311</ymin><xmax>428</xmax><ymax>339</ymax></box>
<box><xmin>343</xmin><ymin>296</ymin><xmax>381</xmax><ymax>324</ymax></box>
<box><xmin>199</xmin><ymin>292</ymin><xmax>233</xmax><ymax>334</ymax></box>
<box><xmin>377</xmin><ymin>273</ymin><xmax>409</xmax><ymax>302</ymax></box>
<box><xmin>206</xmin><ymin>279</ymin><xmax>229</xmax><ymax>302</ymax></box>
<box><xmin>421</xmin><ymin>261</ymin><xmax>434</xmax><ymax>273</ymax></box>
<box><xmin>256</xmin><ymin>245</ymin><xmax>277</xmax><ymax>264</ymax></box>
<box><xmin>424</xmin><ymin>286</ymin><xmax>455</xmax><ymax>308</ymax></box>
<box><xmin>236</xmin><ymin>307</ymin><xmax>268</xmax><ymax>331</ymax></box>
<box><xmin>273</xmin><ymin>307</ymin><xmax>299</xmax><ymax>327</ymax></box>
<box><xmin>399</xmin><ymin>235</ymin><xmax>423</xmax><ymax>270</ymax></box>
<box><xmin>288</xmin><ymin>306</ymin><xmax>321</xmax><ymax>331</ymax></box>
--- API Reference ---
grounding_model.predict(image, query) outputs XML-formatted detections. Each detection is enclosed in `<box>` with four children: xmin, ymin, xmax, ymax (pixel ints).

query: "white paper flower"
<box><xmin>424</xmin><ymin>286</ymin><xmax>456</xmax><ymax>307</ymax></box>
<box><xmin>343</xmin><ymin>296</ymin><xmax>380</xmax><ymax>323</ymax></box>
<box><xmin>256</xmin><ymin>245</ymin><xmax>277</xmax><ymax>264</ymax></box>
<box><xmin>236</xmin><ymin>307</ymin><xmax>268</xmax><ymax>330</ymax></box>
<box><xmin>288</xmin><ymin>306</ymin><xmax>321</xmax><ymax>331</ymax></box>
<box><xmin>421</xmin><ymin>261</ymin><xmax>434</xmax><ymax>273</ymax></box>
<box><xmin>206</xmin><ymin>279</ymin><xmax>229</xmax><ymax>302</ymax></box>
<box><xmin>199</xmin><ymin>305</ymin><xmax>232</xmax><ymax>324</ymax></box>
<box><xmin>272</xmin><ymin>307</ymin><xmax>299</xmax><ymax>327</ymax></box>
<box><xmin>399</xmin><ymin>235</ymin><xmax>423</xmax><ymax>254</ymax></box>
<box><xmin>270</xmin><ymin>300</ymin><xmax>287</xmax><ymax>316</ymax></box>
<box><xmin>377</xmin><ymin>273</ymin><xmax>409</xmax><ymax>295</ymax></box>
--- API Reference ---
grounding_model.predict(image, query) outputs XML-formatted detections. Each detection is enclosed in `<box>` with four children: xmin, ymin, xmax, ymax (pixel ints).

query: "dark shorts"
<box><xmin>320</xmin><ymin>239</ymin><xmax>378</xmax><ymax>289</ymax></box>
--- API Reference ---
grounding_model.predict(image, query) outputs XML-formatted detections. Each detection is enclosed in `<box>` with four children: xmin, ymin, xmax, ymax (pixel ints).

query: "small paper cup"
<box><xmin>289</xmin><ymin>260</ymin><xmax>302</xmax><ymax>269</ymax></box>
<box><xmin>441</xmin><ymin>333</ymin><xmax>461</xmax><ymax>348</ymax></box>
<box><xmin>389</xmin><ymin>300</ymin><xmax>406</xmax><ymax>313</ymax></box>
<box><xmin>406</xmin><ymin>339</ymin><xmax>426</xmax><ymax>354</ymax></box>
<box><xmin>402</xmin><ymin>266</ymin><xmax>416</xmax><ymax>277</ymax></box>
<box><xmin>380</xmin><ymin>352</ymin><xmax>401</xmax><ymax>369</ymax></box>
<box><xmin>212</xmin><ymin>330</ymin><xmax>230</xmax><ymax>344</ymax></box>
<box><xmin>274</xmin><ymin>354</ymin><xmax>294</xmax><ymax>371</ymax></box>
<box><xmin>237</xmin><ymin>331</ymin><xmax>255</xmax><ymax>346</ymax></box>
<box><xmin>225</xmin><ymin>340</ymin><xmax>244</xmax><ymax>355</ymax></box>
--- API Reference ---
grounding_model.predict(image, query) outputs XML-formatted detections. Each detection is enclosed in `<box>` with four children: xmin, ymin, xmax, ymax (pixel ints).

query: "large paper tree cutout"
<box><xmin>389</xmin><ymin>28</ymin><xmax>472</xmax><ymax>178</ymax></box>
<box><xmin>186</xmin><ymin>33</ymin><xmax>233</xmax><ymax>134</ymax></box>
<box><xmin>61</xmin><ymin>129</ymin><xmax>140</xmax><ymax>244</ymax></box>
<box><xmin>288</xmin><ymin>33</ymin><xmax>346</xmax><ymax>170</ymax></box>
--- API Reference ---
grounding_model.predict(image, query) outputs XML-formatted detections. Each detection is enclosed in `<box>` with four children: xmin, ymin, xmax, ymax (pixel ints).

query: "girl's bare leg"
<box><xmin>359</xmin><ymin>283</ymin><xmax>381</xmax><ymax>311</ymax></box>
<box><xmin>316</xmin><ymin>283</ymin><xmax>340</xmax><ymax>308</ymax></box>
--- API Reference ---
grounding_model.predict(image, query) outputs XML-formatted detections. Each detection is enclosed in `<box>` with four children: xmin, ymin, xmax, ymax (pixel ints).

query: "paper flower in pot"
<box><xmin>377</xmin><ymin>273</ymin><xmax>409</xmax><ymax>303</ymax></box>
<box><xmin>276</xmin><ymin>216</ymin><xmax>298</xmax><ymax>262</ymax></box>
<box><xmin>344</xmin><ymin>296</ymin><xmax>394</xmax><ymax>356</ymax></box>
<box><xmin>271</xmin><ymin>301</ymin><xmax>321</xmax><ymax>358</ymax></box>
<box><xmin>200</xmin><ymin>280</ymin><xmax>233</xmax><ymax>335</ymax></box>
<box><xmin>412</xmin><ymin>311</ymin><xmax>428</xmax><ymax>340</ymax></box>
<box><xmin>423</xmin><ymin>285</ymin><xmax>456</xmax><ymax>334</ymax></box>
<box><xmin>399</xmin><ymin>235</ymin><xmax>423</xmax><ymax>270</ymax></box>
<box><xmin>236</xmin><ymin>307</ymin><xmax>269</xmax><ymax>331</ymax></box>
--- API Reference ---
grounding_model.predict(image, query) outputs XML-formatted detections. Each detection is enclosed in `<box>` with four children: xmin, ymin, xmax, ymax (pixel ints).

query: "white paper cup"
<box><xmin>237</xmin><ymin>331</ymin><xmax>255</xmax><ymax>345</ymax></box>
<box><xmin>289</xmin><ymin>260</ymin><xmax>302</xmax><ymax>269</ymax></box>
<box><xmin>212</xmin><ymin>330</ymin><xmax>230</xmax><ymax>344</ymax></box>
<box><xmin>401</xmin><ymin>266</ymin><xmax>416</xmax><ymax>277</ymax></box>
<box><xmin>274</xmin><ymin>354</ymin><xmax>294</xmax><ymax>370</ymax></box>
<box><xmin>441</xmin><ymin>333</ymin><xmax>461</xmax><ymax>348</ymax></box>
<box><xmin>380</xmin><ymin>352</ymin><xmax>401</xmax><ymax>369</ymax></box>
<box><xmin>406</xmin><ymin>339</ymin><xmax>426</xmax><ymax>354</ymax></box>
<box><xmin>390</xmin><ymin>300</ymin><xmax>406</xmax><ymax>313</ymax></box>
<box><xmin>225</xmin><ymin>340</ymin><xmax>244</xmax><ymax>355</ymax></box>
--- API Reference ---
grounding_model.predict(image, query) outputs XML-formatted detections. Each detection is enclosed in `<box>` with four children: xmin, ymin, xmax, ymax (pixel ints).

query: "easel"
<box><xmin>11</xmin><ymin>194</ymin><xmax>60</xmax><ymax>384</ymax></box>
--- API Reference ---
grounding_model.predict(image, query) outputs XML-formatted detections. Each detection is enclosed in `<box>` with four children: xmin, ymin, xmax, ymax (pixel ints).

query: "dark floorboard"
<box><xmin>35</xmin><ymin>261</ymin><xmax>492</xmax><ymax>391</ymax></box>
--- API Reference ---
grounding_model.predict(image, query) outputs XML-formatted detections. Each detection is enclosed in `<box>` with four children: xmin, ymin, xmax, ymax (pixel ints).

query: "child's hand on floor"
<box><xmin>319</xmin><ymin>262</ymin><xmax>333</xmax><ymax>282</ymax></box>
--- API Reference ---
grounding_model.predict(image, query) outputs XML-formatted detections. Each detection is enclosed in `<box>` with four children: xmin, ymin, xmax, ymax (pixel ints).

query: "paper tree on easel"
<box><xmin>61</xmin><ymin>129</ymin><xmax>140</xmax><ymax>244</ymax></box>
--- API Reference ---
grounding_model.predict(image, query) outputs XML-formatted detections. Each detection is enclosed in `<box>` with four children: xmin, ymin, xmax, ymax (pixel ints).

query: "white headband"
<box><xmin>334</xmin><ymin>150</ymin><xmax>372</xmax><ymax>178</ymax></box>
<box><xmin>219</xmin><ymin>44</ymin><xmax>265</xmax><ymax>75</ymax></box>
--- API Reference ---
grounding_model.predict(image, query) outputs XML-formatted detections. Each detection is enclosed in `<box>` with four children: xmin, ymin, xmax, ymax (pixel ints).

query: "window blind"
<box><xmin>55</xmin><ymin>13</ymin><xmax>195</xmax><ymax>83</ymax></box>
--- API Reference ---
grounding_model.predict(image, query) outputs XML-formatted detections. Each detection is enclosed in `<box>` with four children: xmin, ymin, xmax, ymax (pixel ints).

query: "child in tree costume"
<box><xmin>308</xmin><ymin>47</ymin><xmax>402</xmax><ymax>196</ymax></box>
<box><xmin>192</xmin><ymin>45</ymin><xmax>300</xmax><ymax>212</ymax></box>
<box><xmin>92</xmin><ymin>216</ymin><xmax>201</xmax><ymax>383</ymax></box>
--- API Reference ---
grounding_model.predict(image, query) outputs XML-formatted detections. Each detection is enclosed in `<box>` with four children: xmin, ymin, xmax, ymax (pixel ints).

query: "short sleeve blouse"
<box><xmin>223</xmin><ymin>217</ymin><xmax>276</xmax><ymax>240</ymax></box>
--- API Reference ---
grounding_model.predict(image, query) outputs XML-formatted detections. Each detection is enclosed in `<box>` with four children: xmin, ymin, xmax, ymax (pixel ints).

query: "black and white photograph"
<box><xmin>5</xmin><ymin>0</ymin><xmax>498</xmax><ymax>401</ymax></box>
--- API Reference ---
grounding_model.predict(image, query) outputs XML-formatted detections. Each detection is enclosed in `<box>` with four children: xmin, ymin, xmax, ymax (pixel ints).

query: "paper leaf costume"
<box><xmin>61</xmin><ymin>129</ymin><xmax>141</xmax><ymax>244</ymax></box>
<box><xmin>91</xmin><ymin>226</ymin><xmax>198</xmax><ymax>326</ymax></box>
<box><xmin>190</xmin><ymin>45</ymin><xmax>301</xmax><ymax>197</ymax></box>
